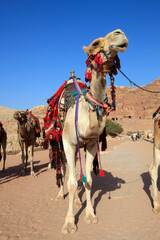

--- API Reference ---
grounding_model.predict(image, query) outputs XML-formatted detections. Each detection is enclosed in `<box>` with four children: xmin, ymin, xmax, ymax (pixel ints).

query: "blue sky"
<box><xmin>0</xmin><ymin>0</ymin><xmax>160</xmax><ymax>110</ymax></box>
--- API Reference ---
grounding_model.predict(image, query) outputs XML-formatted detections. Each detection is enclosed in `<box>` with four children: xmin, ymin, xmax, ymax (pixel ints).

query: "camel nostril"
<box><xmin>115</xmin><ymin>31</ymin><xmax>121</xmax><ymax>34</ymax></box>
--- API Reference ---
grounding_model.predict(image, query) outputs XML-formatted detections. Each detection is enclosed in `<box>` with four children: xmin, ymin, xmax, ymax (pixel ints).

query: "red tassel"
<box><xmin>100</xmin><ymin>169</ymin><xmax>105</xmax><ymax>177</ymax></box>
<box><xmin>94</xmin><ymin>56</ymin><xmax>99</xmax><ymax>63</ymax></box>
<box><xmin>98</xmin><ymin>58</ymin><xmax>103</xmax><ymax>65</ymax></box>
<box><xmin>80</xmin><ymin>173</ymin><xmax>82</xmax><ymax>181</ymax></box>
<box><xmin>88</xmin><ymin>72</ymin><xmax>92</xmax><ymax>79</ymax></box>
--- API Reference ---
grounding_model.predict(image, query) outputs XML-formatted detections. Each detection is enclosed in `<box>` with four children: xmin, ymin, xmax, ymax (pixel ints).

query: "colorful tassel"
<box><xmin>80</xmin><ymin>173</ymin><xmax>87</xmax><ymax>183</ymax></box>
<box><xmin>100</xmin><ymin>169</ymin><xmax>105</xmax><ymax>177</ymax></box>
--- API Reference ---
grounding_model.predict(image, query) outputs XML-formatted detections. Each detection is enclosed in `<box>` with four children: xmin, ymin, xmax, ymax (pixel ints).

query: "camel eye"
<box><xmin>92</xmin><ymin>41</ymin><xmax>100</xmax><ymax>47</ymax></box>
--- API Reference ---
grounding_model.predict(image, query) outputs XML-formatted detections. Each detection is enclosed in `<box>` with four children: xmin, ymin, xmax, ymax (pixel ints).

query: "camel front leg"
<box><xmin>2</xmin><ymin>144</ymin><xmax>6</xmax><ymax>172</ymax></box>
<box><xmin>20</xmin><ymin>142</ymin><xmax>25</xmax><ymax>176</ymax></box>
<box><xmin>29</xmin><ymin>145</ymin><xmax>36</xmax><ymax>177</ymax></box>
<box><xmin>149</xmin><ymin>147</ymin><xmax>160</xmax><ymax>213</ymax></box>
<box><xmin>84</xmin><ymin>143</ymin><xmax>98</xmax><ymax>224</ymax></box>
<box><xmin>61</xmin><ymin>141</ymin><xmax>77</xmax><ymax>234</ymax></box>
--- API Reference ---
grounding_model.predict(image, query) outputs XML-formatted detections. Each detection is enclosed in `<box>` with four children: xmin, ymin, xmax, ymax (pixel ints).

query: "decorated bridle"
<box><xmin>85</xmin><ymin>52</ymin><xmax>120</xmax><ymax>82</ymax></box>
<box><xmin>84</xmin><ymin>42</ymin><xmax>120</xmax><ymax>112</ymax></box>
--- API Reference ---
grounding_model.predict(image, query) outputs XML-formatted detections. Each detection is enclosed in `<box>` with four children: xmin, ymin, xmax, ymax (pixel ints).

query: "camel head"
<box><xmin>14</xmin><ymin>111</ymin><xmax>27</xmax><ymax>123</ymax></box>
<box><xmin>83</xmin><ymin>29</ymin><xmax>128</xmax><ymax>72</ymax></box>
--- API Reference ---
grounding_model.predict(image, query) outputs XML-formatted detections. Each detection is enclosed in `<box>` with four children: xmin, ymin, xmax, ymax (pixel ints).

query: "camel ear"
<box><xmin>83</xmin><ymin>37</ymin><xmax>104</xmax><ymax>55</ymax></box>
<box><xmin>83</xmin><ymin>46</ymin><xmax>88</xmax><ymax>55</ymax></box>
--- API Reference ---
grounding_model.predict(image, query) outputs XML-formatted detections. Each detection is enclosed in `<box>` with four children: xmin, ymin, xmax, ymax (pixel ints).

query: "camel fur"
<box><xmin>149</xmin><ymin>107</ymin><xmax>160</xmax><ymax>213</ymax></box>
<box><xmin>0</xmin><ymin>122</ymin><xmax>7</xmax><ymax>172</ymax></box>
<box><xmin>14</xmin><ymin>110</ymin><xmax>39</xmax><ymax>177</ymax></box>
<box><xmin>61</xmin><ymin>29</ymin><xmax>128</xmax><ymax>234</ymax></box>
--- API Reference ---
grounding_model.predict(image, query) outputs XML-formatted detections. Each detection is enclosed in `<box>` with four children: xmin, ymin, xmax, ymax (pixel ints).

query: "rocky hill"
<box><xmin>107</xmin><ymin>77</ymin><xmax>160</xmax><ymax>133</ymax></box>
<box><xmin>107</xmin><ymin>78</ymin><xmax>160</xmax><ymax>120</ymax></box>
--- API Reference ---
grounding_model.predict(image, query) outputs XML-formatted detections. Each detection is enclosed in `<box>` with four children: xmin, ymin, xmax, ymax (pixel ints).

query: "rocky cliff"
<box><xmin>107</xmin><ymin>78</ymin><xmax>160</xmax><ymax>120</ymax></box>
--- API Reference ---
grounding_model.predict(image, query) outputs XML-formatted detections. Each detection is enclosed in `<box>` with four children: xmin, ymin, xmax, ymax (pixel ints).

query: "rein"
<box><xmin>118</xmin><ymin>69</ymin><xmax>160</xmax><ymax>94</ymax></box>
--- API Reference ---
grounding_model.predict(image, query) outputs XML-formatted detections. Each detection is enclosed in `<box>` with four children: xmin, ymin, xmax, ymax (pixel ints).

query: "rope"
<box><xmin>118</xmin><ymin>69</ymin><xmax>160</xmax><ymax>94</ymax></box>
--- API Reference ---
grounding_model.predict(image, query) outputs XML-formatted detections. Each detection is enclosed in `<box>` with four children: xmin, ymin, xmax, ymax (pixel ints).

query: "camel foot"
<box><xmin>84</xmin><ymin>213</ymin><xmax>98</xmax><ymax>224</ymax></box>
<box><xmin>74</xmin><ymin>198</ymin><xmax>82</xmax><ymax>208</ymax></box>
<box><xmin>61</xmin><ymin>222</ymin><xmax>77</xmax><ymax>234</ymax></box>
<box><xmin>47</xmin><ymin>163</ymin><xmax>52</xmax><ymax>170</ymax></box>
<box><xmin>31</xmin><ymin>171</ymin><xmax>36</xmax><ymax>177</ymax></box>
<box><xmin>55</xmin><ymin>193</ymin><xmax>64</xmax><ymax>201</ymax></box>
<box><xmin>153</xmin><ymin>206</ymin><xmax>160</xmax><ymax>214</ymax></box>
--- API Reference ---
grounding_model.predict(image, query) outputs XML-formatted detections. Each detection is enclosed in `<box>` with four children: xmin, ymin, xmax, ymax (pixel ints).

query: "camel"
<box><xmin>61</xmin><ymin>29</ymin><xmax>128</xmax><ymax>234</ymax></box>
<box><xmin>0</xmin><ymin>122</ymin><xmax>7</xmax><ymax>172</ymax></box>
<box><xmin>149</xmin><ymin>106</ymin><xmax>160</xmax><ymax>213</ymax></box>
<box><xmin>14</xmin><ymin>110</ymin><xmax>40</xmax><ymax>177</ymax></box>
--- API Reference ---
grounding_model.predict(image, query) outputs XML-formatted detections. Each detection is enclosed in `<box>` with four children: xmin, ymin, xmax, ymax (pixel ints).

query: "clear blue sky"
<box><xmin>0</xmin><ymin>0</ymin><xmax>160</xmax><ymax>110</ymax></box>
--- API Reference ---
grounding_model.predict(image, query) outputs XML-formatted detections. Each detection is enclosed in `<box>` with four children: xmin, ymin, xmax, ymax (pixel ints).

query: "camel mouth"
<box><xmin>110</xmin><ymin>41</ymin><xmax>128</xmax><ymax>52</ymax></box>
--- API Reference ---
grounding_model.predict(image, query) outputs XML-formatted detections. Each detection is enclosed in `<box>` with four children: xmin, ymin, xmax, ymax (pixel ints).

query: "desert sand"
<box><xmin>0</xmin><ymin>136</ymin><xmax>159</xmax><ymax>240</ymax></box>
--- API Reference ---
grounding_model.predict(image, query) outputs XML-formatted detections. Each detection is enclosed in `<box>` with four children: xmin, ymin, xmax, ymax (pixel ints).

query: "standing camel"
<box><xmin>14</xmin><ymin>110</ymin><xmax>40</xmax><ymax>177</ymax></box>
<box><xmin>0</xmin><ymin>122</ymin><xmax>7</xmax><ymax>172</ymax></box>
<box><xmin>149</xmin><ymin>106</ymin><xmax>160</xmax><ymax>213</ymax></box>
<box><xmin>61</xmin><ymin>29</ymin><xmax>128</xmax><ymax>234</ymax></box>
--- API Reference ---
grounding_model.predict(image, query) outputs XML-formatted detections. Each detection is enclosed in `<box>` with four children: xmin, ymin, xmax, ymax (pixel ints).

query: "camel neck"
<box><xmin>18</xmin><ymin>122</ymin><xmax>28</xmax><ymax>138</ymax></box>
<box><xmin>89</xmin><ymin>70</ymin><xmax>107</xmax><ymax>102</ymax></box>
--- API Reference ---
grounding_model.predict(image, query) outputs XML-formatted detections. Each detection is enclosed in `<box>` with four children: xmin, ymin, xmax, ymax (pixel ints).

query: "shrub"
<box><xmin>105</xmin><ymin>119</ymin><xmax>124</xmax><ymax>137</ymax></box>
<box><xmin>126</xmin><ymin>131</ymin><xmax>133</xmax><ymax>136</ymax></box>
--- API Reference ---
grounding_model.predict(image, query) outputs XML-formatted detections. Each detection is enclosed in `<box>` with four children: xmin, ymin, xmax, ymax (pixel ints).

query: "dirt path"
<box><xmin>0</xmin><ymin>138</ymin><xmax>160</xmax><ymax>240</ymax></box>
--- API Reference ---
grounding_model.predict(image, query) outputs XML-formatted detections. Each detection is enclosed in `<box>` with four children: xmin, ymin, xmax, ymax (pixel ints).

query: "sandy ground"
<box><xmin>0</xmin><ymin>137</ymin><xmax>160</xmax><ymax>240</ymax></box>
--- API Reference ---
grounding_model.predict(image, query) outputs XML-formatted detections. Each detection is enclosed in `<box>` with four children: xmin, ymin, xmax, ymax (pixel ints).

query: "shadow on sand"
<box><xmin>0</xmin><ymin>159</ymin><xmax>49</xmax><ymax>185</ymax></box>
<box><xmin>75</xmin><ymin>170</ymin><xmax>125</xmax><ymax>224</ymax></box>
<box><xmin>141</xmin><ymin>166</ymin><xmax>160</xmax><ymax>209</ymax></box>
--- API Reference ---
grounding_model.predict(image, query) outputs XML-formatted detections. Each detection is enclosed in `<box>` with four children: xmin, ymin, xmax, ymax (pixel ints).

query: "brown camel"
<box><xmin>149</xmin><ymin>106</ymin><xmax>160</xmax><ymax>213</ymax></box>
<box><xmin>61</xmin><ymin>29</ymin><xmax>128</xmax><ymax>234</ymax></box>
<box><xmin>14</xmin><ymin>110</ymin><xmax>40</xmax><ymax>177</ymax></box>
<box><xmin>0</xmin><ymin>122</ymin><xmax>7</xmax><ymax>172</ymax></box>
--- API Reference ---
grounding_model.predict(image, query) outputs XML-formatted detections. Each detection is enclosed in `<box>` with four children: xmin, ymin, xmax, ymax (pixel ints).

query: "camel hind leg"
<box><xmin>56</xmin><ymin>154</ymin><xmax>66</xmax><ymax>200</ymax></box>
<box><xmin>61</xmin><ymin>141</ymin><xmax>77</xmax><ymax>234</ymax></box>
<box><xmin>149</xmin><ymin>147</ymin><xmax>160</xmax><ymax>213</ymax></box>
<box><xmin>29</xmin><ymin>145</ymin><xmax>36</xmax><ymax>177</ymax></box>
<box><xmin>48</xmin><ymin>142</ymin><xmax>52</xmax><ymax>170</ymax></box>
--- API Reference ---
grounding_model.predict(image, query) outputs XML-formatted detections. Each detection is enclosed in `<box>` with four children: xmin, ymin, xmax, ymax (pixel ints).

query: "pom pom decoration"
<box><xmin>80</xmin><ymin>173</ymin><xmax>87</xmax><ymax>183</ymax></box>
<box><xmin>100</xmin><ymin>169</ymin><xmax>105</xmax><ymax>177</ymax></box>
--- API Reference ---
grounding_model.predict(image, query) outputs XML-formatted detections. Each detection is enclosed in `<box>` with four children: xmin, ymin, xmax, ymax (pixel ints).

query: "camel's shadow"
<box><xmin>0</xmin><ymin>160</ymin><xmax>49</xmax><ymax>184</ymax></box>
<box><xmin>141</xmin><ymin>166</ymin><xmax>160</xmax><ymax>209</ymax></box>
<box><xmin>75</xmin><ymin>170</ymin><xmax>125</xmax><ymax>224</ymax></box>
